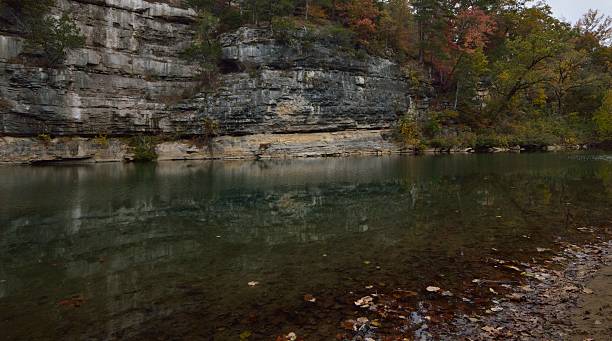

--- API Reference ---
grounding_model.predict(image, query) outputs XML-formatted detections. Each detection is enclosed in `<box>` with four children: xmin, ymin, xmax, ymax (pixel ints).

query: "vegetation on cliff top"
<box><xmin>185</xmin><ymin>0</ymin><xmax>612</xmax><ymax>148</ymax></box>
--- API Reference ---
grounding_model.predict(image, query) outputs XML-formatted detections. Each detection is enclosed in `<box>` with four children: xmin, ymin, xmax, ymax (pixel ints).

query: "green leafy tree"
<box><xmin>546</xmin><ymin>48</ymin><xmax>594</xmax><ymax>115</ymax></box>
<box><xmin>490</xmin><ymin>29</ymin><xmax>566</xmax><ymax>115</ymax></box>
<box><xmin>412</xmin><ymin>0</ymin><xmax>447</xmax><ymax>64</ymax></box>
<box><xmin>593</xmin><ymin>89</ymin><xmax>612</xmax><ymax>140</ymax></box>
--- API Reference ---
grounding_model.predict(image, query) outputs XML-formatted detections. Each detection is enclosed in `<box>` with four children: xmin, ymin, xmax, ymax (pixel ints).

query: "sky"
<box><xmin>544</xmin><ymin>0</ymin><xmax>612</xmax><ymax>23</ymax></box>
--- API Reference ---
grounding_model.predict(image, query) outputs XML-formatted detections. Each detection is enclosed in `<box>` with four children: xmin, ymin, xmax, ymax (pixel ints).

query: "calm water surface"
<box><xmin>1</xmin><ymin>153</ymin><xmax>611</xmax><ymax>340</ymax></box>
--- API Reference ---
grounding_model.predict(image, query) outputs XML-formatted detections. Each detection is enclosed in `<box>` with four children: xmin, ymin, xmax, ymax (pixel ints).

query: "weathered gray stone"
<box><xmin>0</xmin><ymin>130</ymin><xmax>407</xmax><ymax>163</ymax></box>
<box><xmin>0</xmin><ymin>1</ymin><xmax>415</xmax><ymax>162</ymax></box>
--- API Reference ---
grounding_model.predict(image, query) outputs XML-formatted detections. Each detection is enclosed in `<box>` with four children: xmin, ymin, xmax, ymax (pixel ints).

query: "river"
<box><xmin>1</xmin><ymin>152</ymin><xmax>611</xmax><ymax>340</ymax></box>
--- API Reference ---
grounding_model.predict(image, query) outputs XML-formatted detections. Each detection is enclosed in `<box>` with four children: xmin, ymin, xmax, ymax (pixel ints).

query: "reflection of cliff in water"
<box><xmin>0</xmin><ymin>153</ymin><xmax>611</xmax><ymax>340</ymax></box>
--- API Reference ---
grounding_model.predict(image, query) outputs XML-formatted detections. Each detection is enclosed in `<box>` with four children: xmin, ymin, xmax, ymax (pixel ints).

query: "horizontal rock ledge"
<box><xmin>0</xmin><ymin>129</ymin><xmax>408</xmax><ymax>164</ymax></box>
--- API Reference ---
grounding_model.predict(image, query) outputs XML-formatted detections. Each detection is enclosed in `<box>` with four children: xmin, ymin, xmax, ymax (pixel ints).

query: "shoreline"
<box><xmin>433</xmin><ymin>240</ymin><xmax>612</xmax><ymax>340</ymax></box>
<box><xmin>342</xmin><ymin>237</ymin><xmax>612</xmax><ymax>341</ymax></box>
<box><xmin>0</xmin><ymin>131</ymin><xmax>604</xmax><ymax>165</ymax></box>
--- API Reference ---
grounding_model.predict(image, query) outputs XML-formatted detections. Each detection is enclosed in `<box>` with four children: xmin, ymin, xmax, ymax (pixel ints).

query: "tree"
<box><xmin>445</xmin><ymin>7</ymin><xmax>496</xmax><ymax>109</ymax></box>
<box><xmin>546</xmin><ymin>48</ymin><xmax>593</xmax><ymax>115</ymax></box>
<box><xmin>593</xmin><ymin>89</ymin><xmax>612</xmax><ymax>141</ymax></box>
<box><xmin>29</xmin><ymin>14</ymin><xmax>85</xmax><ymax>66</ymax></box>
<box><xmin>180</xmin><ymin>9</ymin><xmax>222</xmax><ymax>82</ymax></box>
<box><xmin>335</xmin><ymin>0</ymin><xmax>380</xmax><ymax>44</ymax></box>
<box><xmin>1</xmin><ymin>0</ymin><xmax>84</xmax><ymax>66</ymax></box>
<box><xmin>488</xmin><ymin>4</ymin><xmax>571</xmax><ymax>116</ymax></box>
<box><xmin>377</xmin><ymin>0</ymin><xmax>413</xmax><ymax>57</ymax></box>
<box><xmin>453</xmin><ymin>48</ymin><xmax>489</xmax><ymax>113</ymax></box>
<box><xmin>577</xmin><ymin>9</ymin><xmax>612</xmax><ymax>47</ymax></box>
<box><xmin>412</xmin><ymin>0</ymin><xmax>447</xmax><ymax>64</ymax></box>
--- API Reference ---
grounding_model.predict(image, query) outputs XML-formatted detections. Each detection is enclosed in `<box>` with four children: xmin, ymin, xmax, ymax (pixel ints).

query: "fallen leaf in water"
<box><xmin>371</xmin><ymin>320</ymin><xmax>381</xmax><ymax>327</ymax></box>
<box><xmin>583</xmin><ymin>288</ymin><xmax>594</xmax><ymax>294</ymax></box>
<box><xmin>393</xmin><ymin>289</ymin><xmax>418</xmax><ymax>298</ymax></box>
<box><xmin>490</xmin><ymin>306</ymin><xmax>503</xmax><ymax>312</ymax></box>
<box><xmin>363</xmin><ymin>261</ymin><xmax>371</xmax><ymax>265</ymax></box>
<box><xmin>482</xmin><ymin>326</ymin><xmax>497</xmax><ymax>333</ymax></box>
<box><xmin>239</xmin><ymin>330</ymin><xmax>252</xmax><ymax>340</ymax></box>
<box><xmin>356</xmin><ymin>317</ymin><xmax>369</xmax><ymax>324</ymax></box>
<box><xmin>303</xmin><ymin>294</ymin><xmax>316</xmax><ymax>303</ymax></box>
<box><xmin>354</xmin><ymin>296</ymin><xmax>373</xmax><ymax>307</ymax></box>
<box><xmin>426</xmin><ymin>286</ymin><xmax>441</xmax><ymax>292</ymax></box>
<box><xmin>340</xmin><ymin>320</ymin><xmax>355</xmax><ymax>330</ymax></box>
<box><xmin>365</xmin><ymin>285</ymin><xmax>373</xmax><ymax>289</ymax></box>
<box><xmin>503</xmin><ymin>265</ymin><xmax>521</xmax><ymax>272</ymax></box>
<box><xmin>489</xmin><ymin>288</ymin><xmax>498</xmax><ymax>295</ymax></box>
<box><xmin>247</xmin><ymin>281</ymin><xmax>259</xmax><ymax>287</ymax></box>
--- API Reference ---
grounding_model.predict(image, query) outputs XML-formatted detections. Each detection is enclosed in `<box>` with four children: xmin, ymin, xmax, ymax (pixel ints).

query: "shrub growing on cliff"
<box><xmin>271</xmin><ymin>16</ymin><xmax>299</xmax><ymax>45</ymax></box>
<box><xmin>28</xmin><ymin>14</ymin><xmax>85</xmax><ymax>66</ymax></box>
<box><xmin>1</xmin><ymin>0</ymin><xmax>85</xmax><ymax>66</ymax></box>
<box><xmin>180</xmin><ymin>9</ymin><xmax>222</xmax><ymax>84</ymax></box>
<box><xmin>398</xmin><ymin>115</ymin><xmax>423</xmax><ymax>148</ymax></box>
<box><xmin>129</xmin><ymin>135</ymin><xmax>158</xmax><ymax>162</ymax></box>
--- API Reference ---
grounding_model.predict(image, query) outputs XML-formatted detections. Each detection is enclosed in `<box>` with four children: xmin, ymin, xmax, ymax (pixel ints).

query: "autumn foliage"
<box><xmin>185</xmin><ymin>0</ymin><xmax>612</xmax><ymax>144</ymax></box>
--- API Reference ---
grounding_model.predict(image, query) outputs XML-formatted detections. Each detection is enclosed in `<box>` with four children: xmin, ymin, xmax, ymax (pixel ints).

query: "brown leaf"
<box><xmin>303</xmin><ymin>294</ymin><xmax>316</xmax><ymax>303</ymax></box>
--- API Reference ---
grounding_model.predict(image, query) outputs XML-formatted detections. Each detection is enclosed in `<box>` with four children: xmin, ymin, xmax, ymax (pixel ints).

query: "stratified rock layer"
<box><xmin>0</xmin><ymin>1</ymin><xmax>413</xmax><ymax>162</ymax></box>
<box><xmin>0</xmin><ymin>130</ymin><xmax>405</xmax><ymax>163</ymax></box>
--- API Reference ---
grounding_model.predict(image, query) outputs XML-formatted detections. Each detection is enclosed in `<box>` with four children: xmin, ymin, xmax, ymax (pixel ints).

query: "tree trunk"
<box><xmin>454</xmin><ymin>81</ymin><xmax>460</xmax><ymax>110</ymax></box>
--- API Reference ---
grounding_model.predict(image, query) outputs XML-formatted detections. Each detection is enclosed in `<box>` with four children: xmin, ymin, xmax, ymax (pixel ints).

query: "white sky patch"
<box><xmin>544</xmin><ymin>0</ymin><xmax>612</xmax><ymax>23</ymax></box>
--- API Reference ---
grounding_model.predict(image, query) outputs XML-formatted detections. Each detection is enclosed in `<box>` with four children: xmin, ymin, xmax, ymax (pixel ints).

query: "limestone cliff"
<box><xmin>0</xmin><ymin>0</ymin><xmax>413</xmax><ymax>163</ymax></box>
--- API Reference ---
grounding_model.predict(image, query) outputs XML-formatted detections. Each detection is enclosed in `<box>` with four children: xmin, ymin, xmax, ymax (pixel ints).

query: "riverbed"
<box><xmin>1</xmin><ymin>152</ymin><xmax>610</xmax><ymax>340</ymax></box>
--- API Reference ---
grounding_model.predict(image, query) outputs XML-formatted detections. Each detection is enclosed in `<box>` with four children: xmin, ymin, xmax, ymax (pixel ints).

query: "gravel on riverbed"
<box><xmin>431</xmin><ymin>240</ymin><xmax>611</xmax><ymax>341</ymax></box>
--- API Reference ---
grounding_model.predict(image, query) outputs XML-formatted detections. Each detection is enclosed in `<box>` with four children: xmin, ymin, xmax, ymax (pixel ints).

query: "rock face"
<box><xmin>0</xmin><ymin>0</ymin><xmax>413</xmax><ymax>162</ymax></box>
<box><xmin>190</xmin><ymin>28</ymin><xmax>411</xmax><ymax>136</ymax></box>
<box><xmin>0</xmin><ymin>130</ymin><xmax>405</xmax><ymax>163</ymax></box>
<box><xmin>0</xmin><ymin>0</ymin><xmax>200</xmax><ymax>136</ymax></box>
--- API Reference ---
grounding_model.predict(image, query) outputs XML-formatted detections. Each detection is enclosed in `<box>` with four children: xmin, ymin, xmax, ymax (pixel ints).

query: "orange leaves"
<box><xmin>336</xmin><ymin>0</ymin><xmax>380</xmax><ymax>41</ymax></box>
<box><xmin>353</xmin><ymin>18</ymin><xmax>377</xmax><ymax>36</ymax></box>
<box><xmin>450</xmin><ymin>7</ymin><xmax>497</xmax><ymax>53</ymax></box>
<box><xmin>308</xmin><ymin>4</ymin><xmax>328</xmax><ymax>21</ymax></box>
